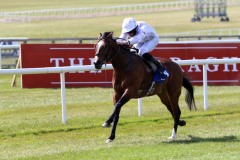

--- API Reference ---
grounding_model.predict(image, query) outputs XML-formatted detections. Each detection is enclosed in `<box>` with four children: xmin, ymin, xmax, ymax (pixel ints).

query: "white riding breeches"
<box><xmin>133</xmin><ymin>36</ymin><xmax>159</xmax><ymax>57</ymax></box>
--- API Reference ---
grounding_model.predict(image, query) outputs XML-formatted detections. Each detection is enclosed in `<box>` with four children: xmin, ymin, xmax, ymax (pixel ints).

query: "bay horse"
<box><xmin>94</xmin><ymin>32</ymin><xmax>196</xmax><ymax>143</ymax></box>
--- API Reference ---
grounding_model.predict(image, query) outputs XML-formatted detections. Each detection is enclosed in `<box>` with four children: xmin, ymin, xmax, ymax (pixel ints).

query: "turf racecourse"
<box><xmin>0</xmin><ymin>75</ymin><xmax>239</xmax><ymax>159</ymax></box>
<box><xmin>0</xmin><ymin>1</ymin><xmax>240</xmax><ymax>159</ymax></box>
<box><xmin>0</xmin><ymin>2</ymin><xmax>240</xmax><ymax>38</ymax></box>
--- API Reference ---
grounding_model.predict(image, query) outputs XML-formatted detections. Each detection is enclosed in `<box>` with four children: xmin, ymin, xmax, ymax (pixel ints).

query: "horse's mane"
<box><xmin>102</xmin><ymin>32</ymin><xmax>141</xmax><ymax>57</ymax></box>
<box><xmin>100</xmin><ymin>31</ymin><xmax>144</xmax><ymax>61</ymax></box>
<box><xmin>102</xmin><ymin>32</ymin><xmax>113</xmax><ymax>38</ymax></box>
<box><xmin>100</xmin><ymin>31</ymin><xmax>118</xmax><ymax>43</ymax></box>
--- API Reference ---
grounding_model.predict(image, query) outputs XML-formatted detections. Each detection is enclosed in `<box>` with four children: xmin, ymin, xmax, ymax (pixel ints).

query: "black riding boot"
<box><xmin>142</xmin><ymin>53</ymin><xmax>165</xmax><ymax>73</ymax></box>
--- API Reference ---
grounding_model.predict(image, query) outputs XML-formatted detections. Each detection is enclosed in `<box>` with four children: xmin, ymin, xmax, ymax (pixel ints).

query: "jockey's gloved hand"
<box><xmin>116</xmin><ymin>39</ymin><xmax>130</xmax><ymax>45</ymax></box>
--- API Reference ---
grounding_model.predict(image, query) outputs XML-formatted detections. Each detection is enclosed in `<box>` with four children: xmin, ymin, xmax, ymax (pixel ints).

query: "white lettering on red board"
<box><xmin>50</xmin><ymin>57</ymin><xmax>239</xmax><ymax>73</ymax></box>
<box><xmin>50</xmin><ymin>58</ymin><xmax>64</xmax><ymax>67</ymax></box>
<box><xmin>170</xmin><ymin>57</ymin><xmax>239</xmax><ymax>73</ymax></box>
<box><xmin>50</xmin><ymin>58</ymin><xmax>101</xmax><ymax>73</ymax></box>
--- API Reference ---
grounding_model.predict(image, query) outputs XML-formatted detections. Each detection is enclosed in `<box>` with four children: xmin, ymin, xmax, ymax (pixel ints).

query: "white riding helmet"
<box><xmin>122</xmin><ymin>17</ymin><xmax>137</xmax><ymax>33</ymax></box>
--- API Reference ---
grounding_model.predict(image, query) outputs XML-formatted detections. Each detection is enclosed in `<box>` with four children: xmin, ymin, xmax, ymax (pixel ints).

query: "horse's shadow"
<box><xmin>164</xmin><ymin>135</ymin><xmax>239</xmax><ymax>144</ymax></box>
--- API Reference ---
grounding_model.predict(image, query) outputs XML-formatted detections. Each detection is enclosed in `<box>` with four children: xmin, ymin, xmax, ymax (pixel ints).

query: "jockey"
<box><xmin>117</xmin><ymin>17</ymin><xmax>169</xmax><ymax>77</ymax></box>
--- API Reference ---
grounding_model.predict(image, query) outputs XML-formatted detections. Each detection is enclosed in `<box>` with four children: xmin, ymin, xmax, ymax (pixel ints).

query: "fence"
<box><xmin>0</xmin><ymin>58</ymin><xmax>239</xmax><ymax>124</ymax></box>
<box><xmin>1</xmin><ymin>35</ymin><xmax>240</xmax><ymax>44</ymax></box>
<box><xmin>1</xmin><ymin>0</ymin><xmax>239</xmax><ymax>22</ymax></box>
<box><xmin>163</xmin><ymin>28</ymin><xmax>240</xmax><ymax>37</ymax></box>
<box><xmin>1</xmin><ymin>37</ymin><xmax>240</xmax><ymax>70</ymax></box>
<box><xmin>0</xmin><ymin>1</ymin><xmax>194</xmax><ymax>22</ymax></box>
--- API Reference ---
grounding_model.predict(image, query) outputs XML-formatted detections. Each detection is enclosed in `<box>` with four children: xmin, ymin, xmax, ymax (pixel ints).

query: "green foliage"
<box><xmin>0</xmin><ymin>75</ymin><xmax>239</xmax><ymax>159</ymax></box>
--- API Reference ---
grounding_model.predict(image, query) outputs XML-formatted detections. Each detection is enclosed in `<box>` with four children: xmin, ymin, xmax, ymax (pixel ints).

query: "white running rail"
<box><xmin>0</xmin><ymin>58</ymin><xmax>239</xmax><ymax>124</ymax></box>
<box><xmin>164</xmin><ymin>28</ymin><xmax>240</xmax><ymax>37</ymax></box>
<box><xmin>1</xmin><ymin>0</ymin><xmax>239</xmax><ymax>22</ymax></box>
<box><xmin>0</xmin><ymin>1</ymin><xmax>195</xmax><ymax>22</ymax></box>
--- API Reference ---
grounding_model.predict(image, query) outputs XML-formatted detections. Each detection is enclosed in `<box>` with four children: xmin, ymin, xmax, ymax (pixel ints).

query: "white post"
<box><xmin>138</xmin><ymin>98</ymin><xmax>142</xmax><ymax>116</ymax></box>
<box><xmin>60</xmin><ymin>72</ymin><xmax>67</xmax><ymax>124</ymax></box>
<box><xmin>203</xmin><ymin>64</ymin><xmax>208</xmax><ymax>110</ymax></box>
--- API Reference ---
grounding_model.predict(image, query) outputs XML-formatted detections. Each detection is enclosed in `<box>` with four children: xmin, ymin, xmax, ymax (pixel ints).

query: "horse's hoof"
<box><xmin>102</xmin><ymin>122</ymin><xmax>111</xmax><ymax>128</ymax></box>
<box><xmin>168</xmin><ymin>136</ymin><xmax>176</xmax><ymax>141</ymax></box>
<box><xmin>179</xmin><ymin>120</ymin><xmax>186</xmax><ymax>126</ymax></box>
<box><xmin>106</xmin><ymin>139</ymin><xmax>113</xmax><ymax>143</ymax></box>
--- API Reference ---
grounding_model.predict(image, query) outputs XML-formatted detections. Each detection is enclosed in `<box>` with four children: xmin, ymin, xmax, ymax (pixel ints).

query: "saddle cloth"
<box><xmin>153</xmin><ymin>68</ymin><xmax>169</xmax><ymax>83</ymax></box>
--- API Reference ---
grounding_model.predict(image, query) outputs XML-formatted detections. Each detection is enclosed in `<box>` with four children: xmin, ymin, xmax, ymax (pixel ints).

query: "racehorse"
<box><xmin>94</xmin><ymin>32</ymin><xmax>196</xmax><ymax>143</ymax></box>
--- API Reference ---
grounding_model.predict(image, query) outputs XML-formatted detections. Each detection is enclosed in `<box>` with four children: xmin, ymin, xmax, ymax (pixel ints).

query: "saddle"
<box><xmin>129</xmin><ymin>49</ymin><xmax>169</xmax><ymax>94</ymax></box>
<box><xmin>142</xmin><ymin>58</ymin><xmax>169</xmax><ymax>83</ymax></box>
<box><xmin>140</xmin><ymin>54</ymin><xmax>169</xmax><ymax>95</ymax></box>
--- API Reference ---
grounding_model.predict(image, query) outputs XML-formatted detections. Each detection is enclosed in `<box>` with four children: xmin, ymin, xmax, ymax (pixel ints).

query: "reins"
<box><xmin>97</xmin><ymin>37</ymin><xmax>121</xmax><ymax>63</ymax></box>
<box><xmin>109</xmin><ymin>44</ymin><xmax>121</xmax><ymax>62</ymax></box>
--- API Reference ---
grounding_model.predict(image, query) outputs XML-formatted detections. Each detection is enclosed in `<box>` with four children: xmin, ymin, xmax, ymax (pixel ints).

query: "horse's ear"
<box><xmin>98</xmin><ymin>33</ymin><xmax>102</xmax><ymax>39</ymax></box>
<box><xmin>107</xmin><ymin>32</ymin><xmax>113</xmax><ymax>38</ymax></box>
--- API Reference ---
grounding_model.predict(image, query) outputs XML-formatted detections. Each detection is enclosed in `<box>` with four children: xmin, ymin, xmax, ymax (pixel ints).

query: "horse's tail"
<box><xmin>182</xmin><ymin>76</ymin><xmax>197</xmax><ymax>110</ymax></box>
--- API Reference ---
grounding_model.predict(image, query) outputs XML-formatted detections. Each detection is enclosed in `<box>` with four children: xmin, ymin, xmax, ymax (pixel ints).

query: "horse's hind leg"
<box><xmin>158</xmin><ymin>93</ymin><xmax>178</xmax><ymax>139</ymax></box>
<box><xmin>169</xmin><ymin>93</ymin><xmax>186</xmax><ymax>139</ymax></box>
<box><xmin>158</xmin><ymin>93</ymin><xmax>173</xmax><ymax>117</ymax></box>
<box><xmin>158</xmin><ymin>92</ymin><xmax>185</xmax><ymax>140</ymax></box>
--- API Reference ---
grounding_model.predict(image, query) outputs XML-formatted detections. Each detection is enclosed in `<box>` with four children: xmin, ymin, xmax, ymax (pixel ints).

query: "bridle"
<box><xmin>95</xmin><ymin>37</ymin><xmax>121</xmax><ymax>63</ymax></box>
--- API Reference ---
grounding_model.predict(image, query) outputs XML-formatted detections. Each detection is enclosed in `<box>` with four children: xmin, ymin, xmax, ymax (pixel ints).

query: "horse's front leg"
<box><xmin>102</xmin><ymin>92</ymin><xmax>122</xmax><ymax>128</ymax></box>
<box><xmin>103</xmin><ymin>94</ymin><xmax>130</xmax><ymax>143</ymax></box>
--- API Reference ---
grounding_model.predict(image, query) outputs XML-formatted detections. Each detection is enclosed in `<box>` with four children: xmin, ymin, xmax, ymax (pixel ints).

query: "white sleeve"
<box><xmin>128</xmin><ymin>31</ymin><xmax>145</xmax><ymax>45</ymax></box>
<box><xmin>119</xmin><ymin>32</ymin><xmax>128</xmax><ymax>39</ymax></box>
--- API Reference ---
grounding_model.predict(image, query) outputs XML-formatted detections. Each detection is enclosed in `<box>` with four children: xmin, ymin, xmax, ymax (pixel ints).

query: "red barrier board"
<box><xmin>21</xmin><ymin>42</ymin><xmax>240</xmax><ymax>88</ymax></box>
<box><xmin>21</xmin><ymin>44</ymin><xmax>113</xmax><ymax>88</ymax></box>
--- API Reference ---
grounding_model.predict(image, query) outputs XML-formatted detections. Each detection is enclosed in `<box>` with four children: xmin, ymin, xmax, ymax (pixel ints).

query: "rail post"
<box><xmin>138</xmin><ymin>98</ymin><xmax>143</xmax><ymax>116</ymax></box>
<box><xmin>203</xmin><ymin>64</ymin><xmax>208</xmax><ymax>110</ymax></box>
<box><xmin>60</xmin><ymin>72</ymin><xmax>67</xmax><ymax>124</ymax></box>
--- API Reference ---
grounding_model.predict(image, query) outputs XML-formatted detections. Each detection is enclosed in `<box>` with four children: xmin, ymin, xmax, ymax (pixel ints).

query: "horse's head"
<box><xmin>94</xmin><ymin>32</ymin><xmax>118</xmax><ymax>70</ymax></box>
